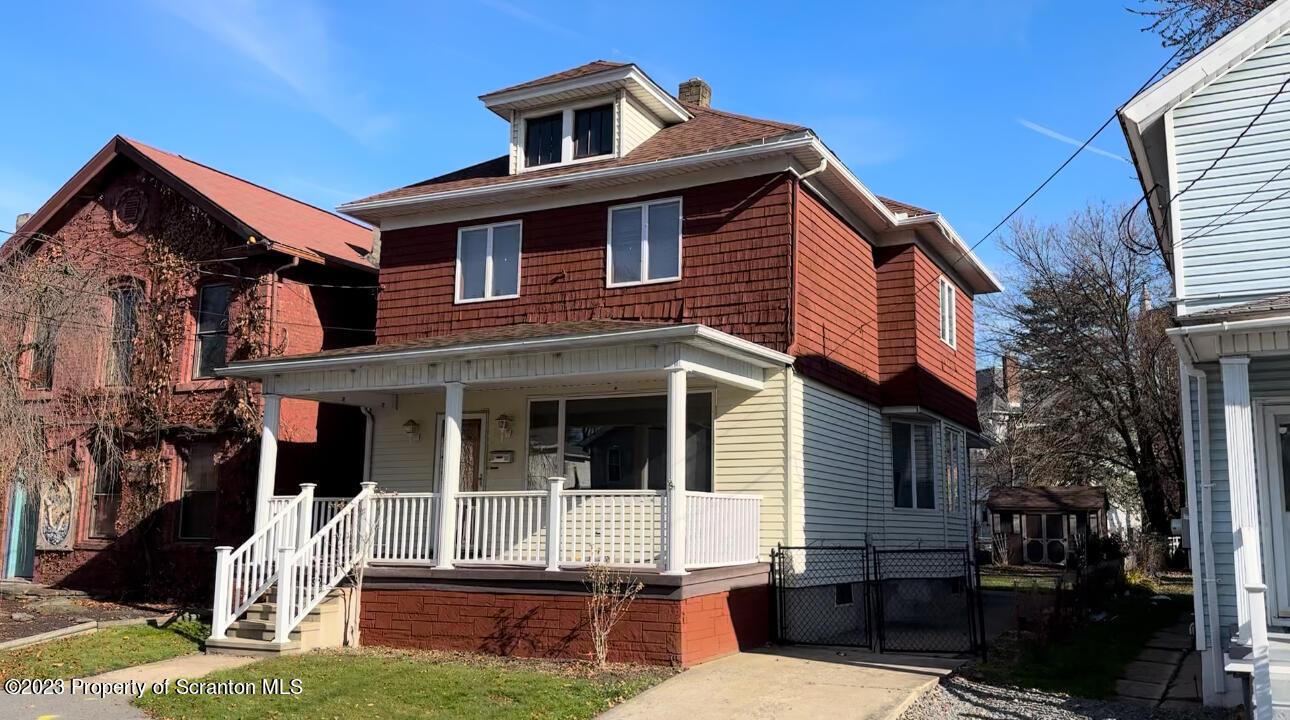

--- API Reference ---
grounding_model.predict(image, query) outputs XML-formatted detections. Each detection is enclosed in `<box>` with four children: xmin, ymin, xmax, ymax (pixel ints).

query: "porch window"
<box><xmin>526</xmin><ymin>393</ymin><xmax>712</xmax><ymax>491</ymax></box>
<box><xmin>607</xmin><ymin>198</ymin><xmax>681</xmax><ymax>286</ymax></box>
<box><xmin>193</xmin><ymin>284</ymin><xmax>231</xmax><ymax>379</ymax></box>
<box><xmin>88</xmin><ymin>443</ymin><xmax>122</xmax><ymax>539</ymax></box>
<box><xmin>891</xmin><ymin>421</ymin><xmax>934</xmax><ymax>509</ymax></box>
<box><xmin>456</xmin><ymin>221</ymin><xmax>521</xmax><ymax>302</ymax></box>
<box><xmin>105</xmin><ymin>283</ymin><xmax>141</xmax><ymax>386</ymax></box>
<box><xmin>944</xmin><ymin>427</ymin><xmax>964</xmax><ymax>513</ymax></box>
<box><xmin>179</xmin><ymin>441</ymin><xmax>218</xmax><ymax>540</ymax></box>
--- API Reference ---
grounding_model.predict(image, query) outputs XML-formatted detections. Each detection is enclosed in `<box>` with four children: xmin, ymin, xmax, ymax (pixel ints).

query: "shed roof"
<box><xmin>986</xmin><ymin>486</ymin><xmax>1108</xmax><ymax>513</ymax></box>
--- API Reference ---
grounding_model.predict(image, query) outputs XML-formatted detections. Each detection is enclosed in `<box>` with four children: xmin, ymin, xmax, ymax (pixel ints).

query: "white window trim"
<box><xmin>516</xmin><ymin>97</ymin><xmax>618</xmax><ymax>172</ymax></box>
<box><xmin>454</xmin><ymin>220</ymin><xmax>522</xmax><ymax>304</ymax></box>
<box><xmin>606</xmin><ymin>197</ymin><xmax>683</xmax><ymax>288</ymax></box>
<box><xmin>892</xmin><ymin>420</ymin><xmax>937</xmax><ymax>511</ymax></box>
<box><xmin>939</xmin><ymin>277</ymin><xmax>957</xmax><ymax>348</ymax></box>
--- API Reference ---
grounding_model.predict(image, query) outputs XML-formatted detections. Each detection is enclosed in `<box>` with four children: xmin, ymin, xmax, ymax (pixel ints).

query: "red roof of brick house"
<box><xmin>10</xmin><ymin>136</ymin><xmax>374</xmax><ymax>271</ymax></box>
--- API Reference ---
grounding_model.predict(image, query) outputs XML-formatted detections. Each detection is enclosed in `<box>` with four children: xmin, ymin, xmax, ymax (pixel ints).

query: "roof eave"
<box><xmin>478</xmin><ymin>64</ymin><xmax>692</xmax><ymax>124</ymax></box>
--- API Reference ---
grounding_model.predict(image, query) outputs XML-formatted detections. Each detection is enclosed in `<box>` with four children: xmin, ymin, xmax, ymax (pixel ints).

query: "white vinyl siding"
<box><xmin>714</xmin><ymin>369</ymin><xmax>791</xmax><ymax>556</ymax></box>
<box><xmin>1173</xmin><ymin>29</ymin><xmax>1290</xmax><ymax>314</ymax></box>
<box><xmin>455</xmin><ymin>221</ymin><xmax>521</xmax><ymax>303</ymax></box>
<box><xmin>620</xmin><ymin>93</ymin><xmax>665</xmax><ymax>156</ymax></box>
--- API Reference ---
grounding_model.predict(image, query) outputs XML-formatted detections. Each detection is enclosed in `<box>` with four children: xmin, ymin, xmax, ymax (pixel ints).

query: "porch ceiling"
<box><xmin>220</xmin><ymin>322</ymin><xmax>792</xmax><ymax>401</ymax></box>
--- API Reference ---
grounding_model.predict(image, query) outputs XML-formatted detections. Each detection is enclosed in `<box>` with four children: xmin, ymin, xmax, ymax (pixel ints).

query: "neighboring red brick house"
<box><xmin>0</xmin><ymin>136</ymin><xmax>375</xmax><ymax>599</ymax></box>
<box><xmin>210</xmin><ymin>62</ymin><xmax>1001</xmax><ymax>664</ymax></box>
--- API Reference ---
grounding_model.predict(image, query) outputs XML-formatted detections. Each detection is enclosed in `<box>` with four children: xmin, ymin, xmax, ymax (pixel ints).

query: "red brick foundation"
<box><xmin>360</xmin><ymin>581</ymin><xmax>769</xmax><ymax>667</ymax></box>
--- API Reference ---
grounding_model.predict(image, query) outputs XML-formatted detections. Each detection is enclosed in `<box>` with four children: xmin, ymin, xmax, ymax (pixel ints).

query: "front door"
<box><xmin>435</xmin><ymin>413</ymin><xmax>487</xmax><ymax>491</ymax></box>
<box><xmin>1260</xmin><ymin>406</ymin><xmax>1290</xmax><ymax>617</ymax></box>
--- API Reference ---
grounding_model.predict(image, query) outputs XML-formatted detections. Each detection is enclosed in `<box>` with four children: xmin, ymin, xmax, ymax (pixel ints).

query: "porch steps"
<box><xmin>206</xmin><ymin>587</ymin><xmax>349</xmax><ymax>658</ymax></box>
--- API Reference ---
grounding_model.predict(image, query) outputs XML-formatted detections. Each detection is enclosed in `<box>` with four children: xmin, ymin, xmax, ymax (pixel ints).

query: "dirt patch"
<box><xmin>0</xmin><ymin>595</ymin><xmax>174</xmax><ymax>644</ymax></box>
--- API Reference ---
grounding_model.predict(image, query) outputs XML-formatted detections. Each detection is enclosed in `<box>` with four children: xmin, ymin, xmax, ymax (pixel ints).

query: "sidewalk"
<box><xmin>1112</xmin><ymin>618</ymin><xmax>1202</xmax><ymax>708</ymax></box>
<box><xmin>0</xmin><ymin>652</ymin><xmax>256</xmax><ymax>720</ymax></box>
<box><xmin>601</xmin><ymin>646</ymin><xmax>962</xmax><ymax>720</ymax></box>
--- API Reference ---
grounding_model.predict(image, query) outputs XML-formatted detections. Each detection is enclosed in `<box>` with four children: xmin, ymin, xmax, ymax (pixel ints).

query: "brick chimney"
<box><xmin>678</xmin><ymin>78</ymin><xmax>711</xmax><ymax>108</ymax></box>
<box><xmin>15</xmin><ymin>213</ymin><xmax>31</xmax><ymax>232</ymax></box>
<box><xmin>1002</xmin><ymin>354</ymin><xmax>1021</xmax><ymax>407</ymax></box>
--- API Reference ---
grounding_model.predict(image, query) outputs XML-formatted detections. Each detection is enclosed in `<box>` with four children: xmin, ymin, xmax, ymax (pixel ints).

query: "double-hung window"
<box><xmin>456</xmin><ymin>221</ymin><xmax>521</xmax><ymax>302</ymax></box>
<box><xmin>89</xmin><ymin>443</ymin><xmax>122</xmax><ymax>539</ymax></box>
<box><xmin>607</xmin><ymin>198</ymin><xmax>681</xmax><ymax>286</ymax></box>
<box><xmin>105</xmin><ymin>283</ymin><xmax>141</xmax><ymax>386</ymax></box>
<box><xmin>28</xmin><ymin>316</ymin><xmax>57</xmax><ymax>389</ymax></box>
<box><xmin>891</xmin><ymin>421</ymin><xmax>935</xmax><ymax>509</ymax></box>
<box><xmin>179</xmin><ymin>441</ymin><xmax>218</xmax><ymax>539</ymax></box>
<box><xmin>944</xmin><ymin>427</ymin><xmax>964</xmax><ymax>513</ymax></box>
<box><xmin>193</xmin><ymin>284</ymin><xmax>231</xmax><ymax>379</ymax></box>
<box><xmin>939</xmin><ymin>277</ymin><xmax>957</xmax><ymax>347</ymax></box>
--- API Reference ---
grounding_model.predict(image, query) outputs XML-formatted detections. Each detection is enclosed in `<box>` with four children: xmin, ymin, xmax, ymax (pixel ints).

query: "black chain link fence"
<box><xmin>772</xmin><ymin>545</ymin><xmax>985</xmax><ymax>656</ymax></box>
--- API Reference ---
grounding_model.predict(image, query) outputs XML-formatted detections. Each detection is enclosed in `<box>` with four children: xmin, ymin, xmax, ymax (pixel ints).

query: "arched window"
<box><xmin>105</xmin><ymin>283</ymin><xmax>142</xmax><ymax>386</ymax></box>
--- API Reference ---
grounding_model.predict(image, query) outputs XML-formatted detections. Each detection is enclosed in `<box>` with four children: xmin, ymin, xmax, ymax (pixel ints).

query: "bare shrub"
<box><xmin>583</xmin><ymin>562</ymin><xmax>643</xmax><ymax>667</ymax></box>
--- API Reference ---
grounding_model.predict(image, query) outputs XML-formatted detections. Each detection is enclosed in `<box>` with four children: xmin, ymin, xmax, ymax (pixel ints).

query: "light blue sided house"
<box><xmin>1122</xmin><ymin>0</ymin><xmax>1290</xmax><ymax>714</ymax></box>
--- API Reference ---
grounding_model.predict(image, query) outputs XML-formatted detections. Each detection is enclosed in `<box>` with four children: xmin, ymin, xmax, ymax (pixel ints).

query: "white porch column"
<box><xmin>434</xmin><ymin>382</ymin><xmax>464</xmax><ymax>570</ymax></box>
<box><xmin>254</xmin><ymin>394</ymin><xmax>282</xmax><ymax>532</ymax></box>
<box><xmin>1221</xmin><ymin>357</ymin><xmax>1261</xmax><ymax>642</ymax></box>
<box><xmin>664</xmin><ymin>366</ymin><xmax>688</xmax><ymax>575</ymax></box>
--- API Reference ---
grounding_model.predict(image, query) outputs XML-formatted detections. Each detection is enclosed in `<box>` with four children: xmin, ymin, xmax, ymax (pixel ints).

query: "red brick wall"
<box><xmin>790</xmin><ymin>186</ymin><xmax>881</xmax><ymax>403</ymax></box>
<box><xmin>360</xmin><ymin>584</ymin><xmax>769</xmax><ymax>667</ymax></box>
<box><xmin>376</xmin><ymin>174</ymin><xmax>793</xmax><ymax>350</ymax></box>
<box><xmin>875</xmin><ymin>244</ymin><xmax>978</xmax><ymax>429</ymax></box>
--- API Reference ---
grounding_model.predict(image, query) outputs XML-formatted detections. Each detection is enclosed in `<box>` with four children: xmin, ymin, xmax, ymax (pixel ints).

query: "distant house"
<box><xmin>985</xmin><ymin>486</ymin><xmax>1109</xmax><ymax>566</ymax></box>
<box><xmin>1121</xmin><ymin>0</ymin><xmax>1290</xmax><ymax>709</ymax></box>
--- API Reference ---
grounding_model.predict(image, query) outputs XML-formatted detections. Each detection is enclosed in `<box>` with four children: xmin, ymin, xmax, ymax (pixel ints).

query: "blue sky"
<box><xmin>0</xmin><ymin>0</ymin><xmax>1174</xmax><ymax>282</ymax></box>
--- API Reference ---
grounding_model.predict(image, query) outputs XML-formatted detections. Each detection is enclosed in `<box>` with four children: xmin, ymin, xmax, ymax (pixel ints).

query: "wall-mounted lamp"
<box><xmin>402</xmin><ymin>419</ymin><xmax>421</xmax><ymax>443</ymax></box>
<box><xmin>496</xmin><ymin>414</ymin><xmax>514</xmax><ymax>441</ymax></box>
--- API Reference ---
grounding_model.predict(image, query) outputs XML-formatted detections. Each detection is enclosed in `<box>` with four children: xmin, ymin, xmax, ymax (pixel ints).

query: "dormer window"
<box><xmin>573</xmin><ymin>104</ymin><xmax>613</xmax><ymax>159</ymax></box>
<box><xmin>524</xmin><ymin>113</ymin><xmax>562</xmax><ymax>168</ymax></box>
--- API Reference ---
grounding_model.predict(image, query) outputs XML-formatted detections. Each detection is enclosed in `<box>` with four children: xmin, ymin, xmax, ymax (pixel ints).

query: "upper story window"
<box><xmin>457</xmin><ymin>221</ymin><xmax>522</xmax><ymax>303</ymax></box>
<box><xmin>105</xmin><ymin>283</ymin><xmax>142</xmax><ymax>386</ymax></box>
<box><xmin>28</xmin><ymin>315</ymin><xmax>57</xmax><ymax>390</ymax></box>
<box><xmin>891</xmin><ymin>420</ymin><xmax>934</xmax><ymax>510</ymax></box>
<box><xmin>607</xmin><ymin>198</ymin><xmax>681</xmax><ymax>287</ymax></box>
<box><xmin>524</xmin><ymin>112</ymin><xmax>562</xmax><ymax>168</ymax></box>
<box><xmin>193</xmin><ymin>284</ymin><xmax>231</xmax><ymax>379</ymax></box>
<box><xmin>573</xmin><ymin>104</ymin><xmax>613</xmax><ymax>159</ymax></box>
<box><xmin>939</xmin><ymin>277</ymin><xmax>957</xmax><ymax>348</ymax></box>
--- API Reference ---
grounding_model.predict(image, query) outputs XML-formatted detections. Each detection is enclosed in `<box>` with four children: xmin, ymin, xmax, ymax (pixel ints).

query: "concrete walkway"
<box><xmin>1113</xmin><ymin>617</ymin><xmax>1201</xmax><ymax>708</ymax></box>
<box><xmin>602</xmin><ymin>646</ymin><xmax>962</xmax><ymax>720</ymax></box>
<box><xmin>0</xmin><ymin>652</ymin><xmax>256</xmax><ymax>720</ymax></box>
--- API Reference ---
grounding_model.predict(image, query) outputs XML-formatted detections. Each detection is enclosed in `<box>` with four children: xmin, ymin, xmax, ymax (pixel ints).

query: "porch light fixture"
<box><xmin>496</xmin><ymin>414</ymin><xmax>514</xmax><ymax>440</ymax></box>
<box><xmin>402</xmin><ymin>419</ymin><xmax>421</xmax><ymax>442</ymax></box>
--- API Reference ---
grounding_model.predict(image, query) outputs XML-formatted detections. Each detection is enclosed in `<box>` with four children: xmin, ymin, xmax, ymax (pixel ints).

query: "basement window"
<box><xmin>835</xmin><ymin>583</ymin><xmax>853</xmax><ymax>606</ymax></box>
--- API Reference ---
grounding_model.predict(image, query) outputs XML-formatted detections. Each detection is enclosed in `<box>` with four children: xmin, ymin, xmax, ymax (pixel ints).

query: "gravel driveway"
<box><xmin>900</xmin><ymin>675</ymin><xmax>1237</xmax><ymax>720</ymax></box>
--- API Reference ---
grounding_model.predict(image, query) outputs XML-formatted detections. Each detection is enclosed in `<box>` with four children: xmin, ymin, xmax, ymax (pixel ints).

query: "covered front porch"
<box><xmin>229</xmin><ymin>321</ymin><xmax>790</xmax><ymax>576</ymax></box>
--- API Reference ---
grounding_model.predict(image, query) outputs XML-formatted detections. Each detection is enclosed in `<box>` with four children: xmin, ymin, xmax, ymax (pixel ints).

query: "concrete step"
<box><xmin>205</xmin><ymin>636</ymin><xmax>302</xmax><ymax>658</ymax></box>
<box><xmin>243</xmin><ymin>601</ymin><xmax>340</xmax><ymax>624</ymax></box>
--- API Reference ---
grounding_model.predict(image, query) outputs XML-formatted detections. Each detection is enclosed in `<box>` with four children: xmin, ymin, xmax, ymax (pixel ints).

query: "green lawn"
<box><xmin>969</xmin><ymin>589</ymin><xmax>1184</xmax><ymax>698</ymax></box>
<box><xmin>0</xmin><ymin>620</ymin><xmax>207</xmax><ymax>680</ymax></box>
<box><xmin>135</xmin><ymin>649</ymin><xmax>673</xmax><ymax>720</ymax></box>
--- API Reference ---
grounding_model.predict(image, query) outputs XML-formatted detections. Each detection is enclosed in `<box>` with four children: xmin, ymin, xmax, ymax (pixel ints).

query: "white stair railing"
<box><xmin>274</xmin><ymin>482</ymin><xmax>377</xmax><ymax>643</ymax></box>
<box><xmin>210</xmin><ymin>483</ymin><xmax>316</xmax><ymax>640</ymax></box>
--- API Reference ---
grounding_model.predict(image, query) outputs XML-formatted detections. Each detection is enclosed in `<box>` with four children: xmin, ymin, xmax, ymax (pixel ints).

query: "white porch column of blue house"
<box><xmin>1221</xmin><ymin>356</ymin><xmax>1261</xmax><ymax>642</ymax></box>
<box><xmin>435</xmin><ymin>382</ymin><xmax>465</xmax><ymax>570</ymax></box>
<box><xmin>253</xmin><ymin>393</ymin><xmax>282</xmax><ymax>532</ymax></box>
<box><xmin>664</xmin><ymin>366</ymin><xmax>688</xmax><ymax>575</ymax></box>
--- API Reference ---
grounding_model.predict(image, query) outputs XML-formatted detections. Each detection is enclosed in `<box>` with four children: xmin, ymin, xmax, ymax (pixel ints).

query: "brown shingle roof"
<box><xmin>349</xmin><ymin>103</ymin><xmax>806</xmax><ymax>205</ymax></box>
<box><xmin>1181</xmin><ymin>291</ymin><xmax>1290</xmax><ymax>323</ymax></box>
<box><xmin>986</xmin><ymin>486</ymin><xmax>1108</xmax><ymax>513</ymax></box>
<box><xmin>879</xmin><ymin>196</ymin><xmax>934</xmax><ymax>218</ymax></box>
<box><xmin>483</xmin><ymin>60</ymin><xmax>629</xmax><ymax>97</ymax></box>
<box><xmin>226</xmin><ymin>320</ymin><xmax>672</xmax><ymax>366</ymax></box>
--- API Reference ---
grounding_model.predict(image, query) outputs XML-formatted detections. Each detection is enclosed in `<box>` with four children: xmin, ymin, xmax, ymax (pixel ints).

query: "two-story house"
<box><xmin>1122</xmin><ymin>0</ymin><xmax>1290</xmax><ymax>712</ymax></box>
<box><xmin>0</xmin><ymin>136</ymin><xmax>376</xmax><ymax>600</ymax></box>
<box><xmin>211</xmin><ymin>62</ymin><xmax>1000</xmax><ymax>665</ymax></box>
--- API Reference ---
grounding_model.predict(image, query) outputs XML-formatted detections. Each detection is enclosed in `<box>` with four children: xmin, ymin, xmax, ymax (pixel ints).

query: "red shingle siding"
<box><xmin>791</xmin><ymin>187</ymin><xmax>881</xmax><ymax>402</ymax></box>
<box><xmin>375</xmin><ymin>174</ymin><xmax>794</xmax><ymax>347</ymax></box>
<box><xmin>875</xmin><ymin>244</ymin><xmax>978</xmax><ymax>429</ymax></box>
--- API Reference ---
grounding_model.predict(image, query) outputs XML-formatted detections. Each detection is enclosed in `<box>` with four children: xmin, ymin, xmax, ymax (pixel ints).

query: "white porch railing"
<box><xmin>685</xmin><ymin>491</ymin><xmax>761</xmax><ymax>569</ymax></box>
<box><xmin>270</xmin><ymin>495</ymin><xmax>350</xmax><ymax>536</ymax></box>
<box><xmin>455</xmin><ymin>491</ymin><xmax>548</xmax><ymax>565</ymax></box>
<box><xmin>370</xmin><ymin>493</ymin><xmax>440</xmax><ymax>563</ymax></box>
<box><xmin>211</xmin><ymin>484</ymin><xmax>317</xmax><ymax>640</ymax></box>
<box><xmin>275</xmin><ymin>483</ymin><xmax>377</xmax><ymax>643</ymax></box>
<box><xmin>560</xmin><ymin>490</ymin><xmax>665</xmax><ymax>567</ymax></box>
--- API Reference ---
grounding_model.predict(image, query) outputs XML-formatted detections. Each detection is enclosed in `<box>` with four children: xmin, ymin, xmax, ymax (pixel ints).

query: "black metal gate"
<box><xmin>772</xmin><ymin>545</ymin><xmax>985</xmax><ymax>656</ymax></box>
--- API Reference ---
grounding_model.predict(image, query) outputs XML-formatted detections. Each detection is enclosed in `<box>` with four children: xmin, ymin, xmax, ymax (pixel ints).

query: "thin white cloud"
<box><xmin>1018</xmin><ymin>119</ymin><xmax>1130</xmax><ymax>164</ymax></box>
<box><xmin>477</xmin><ymin>0</ymin><xmax>582</xmax><ymax>39</ymax></box>
<box><xmin>155</xmin><ymin>0</ymin><xmax>396</xmax><ymax>145</ymax></box>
